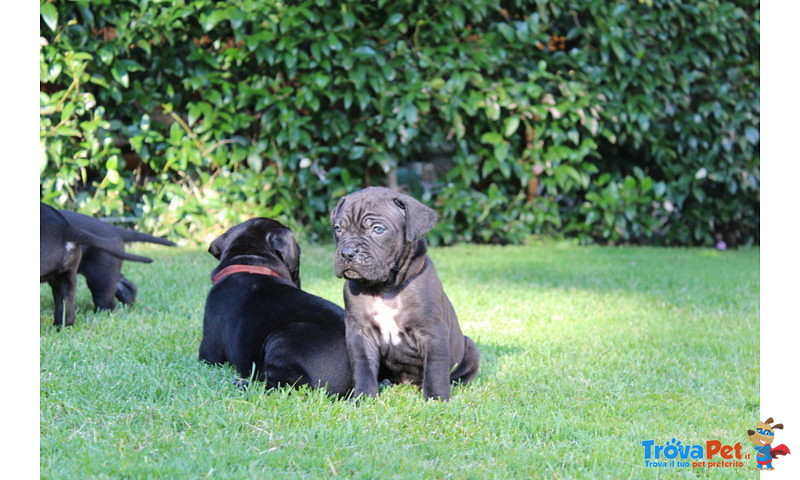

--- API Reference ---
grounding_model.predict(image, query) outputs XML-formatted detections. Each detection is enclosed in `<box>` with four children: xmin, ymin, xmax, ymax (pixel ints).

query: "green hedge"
<box><xmin>40</xmin><ymin>0</ymin><xmax>759</xmax><ymax>246</ymax></box>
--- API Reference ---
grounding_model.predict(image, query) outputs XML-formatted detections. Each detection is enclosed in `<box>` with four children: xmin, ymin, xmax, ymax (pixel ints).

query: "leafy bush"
<box><xmin>40</xmin><ymin>0</ymin><xmax>759</xmax><ymax>246</ymax></box>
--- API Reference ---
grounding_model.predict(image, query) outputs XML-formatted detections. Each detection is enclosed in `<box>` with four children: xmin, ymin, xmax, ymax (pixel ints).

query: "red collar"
<box><xmin>212</xmin><ymin>264</ymin><xmax>282</xmax><ymax>285</ymax></box>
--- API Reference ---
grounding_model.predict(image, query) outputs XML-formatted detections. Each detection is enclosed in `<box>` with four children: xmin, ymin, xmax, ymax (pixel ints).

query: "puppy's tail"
<box><xmin>114</xmin><ymin>227</ymin><xmax>176</xmax><ymax>247</ymax></box>
<box><xmin>65</xmin><ymin>225</ymin><xmax>153</xmax><ymax>263</ymax></box>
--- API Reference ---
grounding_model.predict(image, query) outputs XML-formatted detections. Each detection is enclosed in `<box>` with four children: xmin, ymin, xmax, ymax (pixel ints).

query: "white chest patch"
<box><xmin>369</xmin><ymin>297</ymin><xmax>402</xmax><ymax>346</ymax></box>
<box><xmin>65</xmin><ymin>241</ymin><xmax>77</xmax><ymax>252</ymax></box>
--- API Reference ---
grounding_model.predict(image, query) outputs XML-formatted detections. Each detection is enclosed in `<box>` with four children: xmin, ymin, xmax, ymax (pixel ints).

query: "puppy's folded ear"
<box><xmin>393</xmin><ymin>194</ymin><xmax>437</xmax><ymax>242</ymax></box>
<box><xmin>208</xmin><ymin>232</ymin><xmax>227</xmax><ymax>259</ymax></box>
<box><xmin>268</xmin><ymin>228</ymin><xmax>301</xmax><ymax>288</ymax></box>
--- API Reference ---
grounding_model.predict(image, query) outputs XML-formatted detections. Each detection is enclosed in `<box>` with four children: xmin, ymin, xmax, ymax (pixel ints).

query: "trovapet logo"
<box><xmin>642</xmin><ymin>438</ymin><xmax>748</xmax><ymax>469</ymax></box>
<box><xmin>641</xmin><ymin>417</ymin><xmax>792</xmax><ymax>471</ymax></box>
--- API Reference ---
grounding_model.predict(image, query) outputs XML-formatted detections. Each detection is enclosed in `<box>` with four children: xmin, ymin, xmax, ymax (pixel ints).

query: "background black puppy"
<box><xmin>199</xmin><ymin>218</ymin><xmax>352</xmax><ymax>396</ymax></box>
<box><xmin>40</xmin><ymin>203</ymin><xmax>152</xmax><ymax>327</ymax></box>
<box><xmin>60</xmin><ymin>209</ymin><xmax>175</xmax><ymax>310</ymax></box>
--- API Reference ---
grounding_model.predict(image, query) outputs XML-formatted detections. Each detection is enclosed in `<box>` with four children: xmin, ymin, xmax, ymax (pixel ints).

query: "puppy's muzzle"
<box><xmin>340</xmin><ymin>246</ymin><xmax>357</xmax><ymax>261</ymax></box>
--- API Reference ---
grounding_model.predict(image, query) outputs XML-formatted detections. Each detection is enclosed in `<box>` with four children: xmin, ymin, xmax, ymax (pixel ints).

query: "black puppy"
<box><xmin>40</xmin><ymin>203</ymin><xmax>152</xmax><ymax>327</ymax></box>
<box><xmin>60</xmin><ymin>210</ymin><xmax>175</xmax><ymax>310</ymax></box>
<box><xmin>199</xmin><ymin>218</ymin><xmax>352</xmax><ymax>396</ymax></box>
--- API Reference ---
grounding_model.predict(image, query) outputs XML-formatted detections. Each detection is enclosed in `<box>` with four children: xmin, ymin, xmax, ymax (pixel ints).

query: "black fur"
<box><xmin>199</xmin><ymin>218</ymin><xmax>352</xmax><ymax>396</ymax></box>
<box><xmin>40</xmin><ymin>203</ymin><xmax>152</xmax><ymax>327</ymax></box>
<box><xmin>59</xmin><ymin>210</ymin><xmax>175</xmax><ymax>311</ymax></box>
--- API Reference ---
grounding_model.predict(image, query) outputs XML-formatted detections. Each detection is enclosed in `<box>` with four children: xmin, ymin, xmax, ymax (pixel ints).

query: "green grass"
<box><xmin>40</xmin><ymin>241</ymin><xmax>759</xmax><ymax>479</ymax></box>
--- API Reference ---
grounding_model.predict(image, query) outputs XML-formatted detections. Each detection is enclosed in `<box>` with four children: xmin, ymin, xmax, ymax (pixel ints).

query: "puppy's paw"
<box><xmin>378</xmin><ymin>378</ymin><xmax>393</xmax><ymax>391</ymax></box>
<box><xmin>348</xmin><ymin>389</ymin><xmax>378</xmax><ymax>403</ymax></box>
<box><xmin>233</xmin><ymin>378</ymin><xmax>250</xmax><ymax>390</ymax></box>
<box><xmin>115</xmin><ymin>278</ymin><xmax>137</xmax><ymax>305</ymax></box>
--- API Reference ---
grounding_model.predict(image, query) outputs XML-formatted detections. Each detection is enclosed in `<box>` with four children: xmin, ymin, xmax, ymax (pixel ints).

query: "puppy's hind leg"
<box><xmin>86</xmin><ymin>271</ymin><xmax>119</xmax><ymax>311</ymax></box>
<box><xmin>115</xmin><ymin>276</ymin><xmax>138</xmax><ymax>306</ymax></box>
<box><xmin>49</xmin><ymin>279</ymin><xmax>66</xmax><ymax>327</ymax></box>
<box><xmin>49</xmin><ymin>271</ymin><xmax>78</xmax><ymax>327</ymax></box>
<box><xmin>450</xmin><ymin>336</ymin><xmax>480</xmax><ymax>385</ymax></box>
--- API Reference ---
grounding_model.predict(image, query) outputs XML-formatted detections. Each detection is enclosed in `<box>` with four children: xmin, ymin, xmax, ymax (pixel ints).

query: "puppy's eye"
<box><xmin>372</xmin><ymin>225</ymin><xmax>386</xmax><ymax>234</ymax></box>
<box><xmin>333</xmin><ymin>225</ymin><xmax>342</xmax><ymax>234</ymax></box>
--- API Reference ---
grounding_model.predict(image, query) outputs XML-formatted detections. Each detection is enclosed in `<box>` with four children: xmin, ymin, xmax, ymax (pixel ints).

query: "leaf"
<box><xmin>694</xmin><ymin>167</ymin><xmax>708</xmax><ymax>180</ymax></box>
<box><xmin>310</xmin><ymin>42</ymin><xmax>321</xmax><ymax>60</ymax></box>
<box><xmin>653</xmin><ymin>182</ymin><xmax>667</xmax><ymax>197</ymax></box>
<box><xmin>169</xmin><ymin>123</ymin><xmax>184</xmax><ymax>144</ymax></box>
<box><xmin>53</xmin><ymin>126</ymin><xmax>81</xmax><ymax>137</ymax></box>
<box><xmin>387</xmin><ymin>13</ymin><xmax>403</xmax><ymax>26</ymax></box>
<box><xmin>60</xmin><ymin>102</ymin><xmax>75</xmax><ymax>124</ymax></box>
<box><xmin>497</xmin><ymin>23</ymin><xmax>515</xmax><ymax>43</ymax></box>
<box><xmin>247</xmin><ymin>152</ymin><xmax>262</xmax><ymax>171</ymax></box>
<box><xmin>450</xmin><ymin>6</ymin><xmax>465</xmax><ymax>27</ymax></box>
<box><xmin>745</xmin><ymin>126</ymin><xmax>759</xmax><ymax>144</ymax></box>
<box><xmin>313</xmin><ymin>74</ymin><xmax>331</xmax><ymax>89</ymax></box>
<box><xmin>402</xmin><ymin>103</ymin><xmax>418</xmax><ymax>124</ymax></box>
<box><xmin>98</xmin><ymin>47</ymin><xmax>114</xmax><ymax>65</ymax></box>
<box><xmin>567</xmin><ymin>129</ymin><xmax>579</xmax><ymax>145</ymax></box>
<box><xmin>484</xmin><ymin>101</ymin><xmax>500</xmax><ymax>121</ymax></box>
<box><xmin>105</xmin><ymin>169</ymin><xmax>120</xmax><ymax>185</ymax></box>
<box><xmin>494</xmin><ymin>143</ymin><xmax>510</xmax><ymax>164</ymax></box>
<box><xmin>48</xmin><ymin>63</ymin><xmax>62</xmax><ymax>81</ymax></box>
<box><xmin>353</xmin><ymin>46</ymin><xmax>376</xmax><ymax>57</ymax></box>
<box><xmin>41</xmin><ymin>2</ymin><xmax>58</xmax><ymax>31</ymax></box>
<box><xmin>327</xmin><ymin>35</ymin><xmax>342</xmax><ymax>51</ymax></box>
<box><xmin>480</xmin><ymin>132</ymin><xmax>503</xmax><ymax>145</ymax></box>
<box><xmin>609</xmin><ymin>39</ymin><xmax>627</xmax><ymax>62</ymax></box>
<box><xmin>503</xmin><ymin>117</ymin><xmax>520</xmax><ymax>137</ymax></box>
<box><xmin>111</xmin><ymin>66</ymin><xmax>129</xmax><ymax>88</ymax></box>
<box><xmin>342</xmin><ymin>11</ymin><xmax>357</xmax><ymax>29</ymax></box>
<box><xmin>200</xmin><ymin>9</ymin><xmax>228</xmax><ymax>32</ymax></box>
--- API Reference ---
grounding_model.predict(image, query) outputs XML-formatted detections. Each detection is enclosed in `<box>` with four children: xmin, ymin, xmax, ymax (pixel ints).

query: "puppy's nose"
<box><xmin>340</xmin><ymin>246</ymin><xmax>357</xmax><ymax>260</ymax></box>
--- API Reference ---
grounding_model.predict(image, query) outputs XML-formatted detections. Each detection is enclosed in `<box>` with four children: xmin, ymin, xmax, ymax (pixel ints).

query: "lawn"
<box><xmin>40</xmin><ymin>241</ymin><xmax>759</xmax><ymax>479</ymax></box>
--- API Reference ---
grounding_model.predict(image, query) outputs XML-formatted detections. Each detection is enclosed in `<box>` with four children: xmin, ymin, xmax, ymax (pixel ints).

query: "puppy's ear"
<box><xmin>330</xmin><ymin>197</ymin><xmax>345</xmax><ymax>226</ymax></box>
<box><xmin>268</xmin><ymin>228</ymin><xmax>301</xmax><ymax>288</ymax></box>
<box><xmin>393</xmin><ymin>194</ymin><xmax>437</xmax><ymax>242</ymax></box>
<box><xmin>208</xmin><ymin>232</ymin><xmax>227</xmax><ymax>259</ymax></box>
<box><xmin>772</xmin><ymin>423</ymin><xmax>784</xmax><ymax>430</ymax></box>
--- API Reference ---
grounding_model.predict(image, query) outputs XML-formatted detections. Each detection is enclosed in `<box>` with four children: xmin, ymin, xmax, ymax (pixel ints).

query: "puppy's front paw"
<box><xmin>349</xmin><ymin>386</ymin><xmax>379</xmax><ymax>403</ymax></box>
<box><xmin>422</xmin><ymin>387</ymin><xmax>451</xmax><ymax>402</ymax></box>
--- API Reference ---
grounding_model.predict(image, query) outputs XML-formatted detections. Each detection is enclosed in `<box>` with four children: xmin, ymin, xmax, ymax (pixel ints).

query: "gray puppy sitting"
<box><xmin>330</xmin><ymin>187</ymin><xmax>479</xmax><ymax>400</ymax></box>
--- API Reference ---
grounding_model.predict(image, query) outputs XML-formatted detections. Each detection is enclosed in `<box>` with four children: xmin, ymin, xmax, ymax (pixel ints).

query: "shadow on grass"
<box><xmin>434</xmin><ymin>245</ymin><xmax>758</xmax><ymax>312</ymax></box>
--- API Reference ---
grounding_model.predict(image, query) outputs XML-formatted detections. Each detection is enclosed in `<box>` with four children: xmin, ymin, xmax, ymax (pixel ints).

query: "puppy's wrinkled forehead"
<box><xmin>337</xmin><ymin>193</ymin><xmax>402</xmax><ymax>226</ymax></box>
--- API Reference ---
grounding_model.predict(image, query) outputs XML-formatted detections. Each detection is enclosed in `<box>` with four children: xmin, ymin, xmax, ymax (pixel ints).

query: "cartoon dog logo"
<box><xmin>747</xmin><ymin>417</ymin><xmax>791</xmax><ymax>470</ymax></box>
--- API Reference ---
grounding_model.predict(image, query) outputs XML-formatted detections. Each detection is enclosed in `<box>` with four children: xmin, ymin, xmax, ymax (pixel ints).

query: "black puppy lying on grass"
<box><xmin>59</xmin><ymin>209</ymin><xmax>175</xmax><ymax>311</ymax></box>
<box><xmin>199</xmin><ymin>218</ymin><xmax>353</xmax><ymax>396</ymax></box>
<box><xmin>40</xmin><ymin>203</ymin><xmax>152</xmax><ymax>327</ymax></box>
